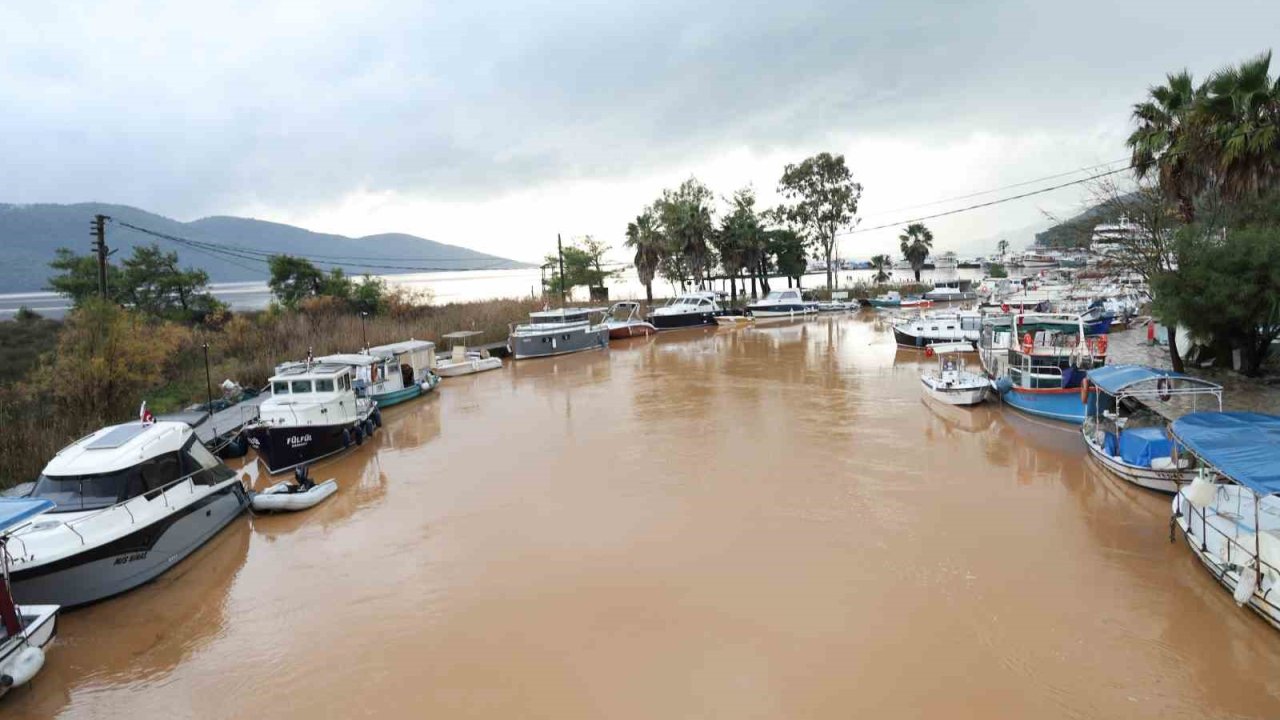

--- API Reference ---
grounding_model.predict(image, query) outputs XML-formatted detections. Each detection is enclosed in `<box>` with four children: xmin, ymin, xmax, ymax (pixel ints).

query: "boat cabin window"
<box><xmin>272</xmin><ymin>381</ymin><xmax>290</xmax><ymax>395</ymax></box>
<box><xmin>31</xmin><ymin>470</ymin><xmax>132</xmax><ymax>512</ymax></box>
<box><xmin>126</xmin><ymin>452</ymin><xmax>183</xmax><ymax>498</ymax></box>
<box><xmin>315</xmin><ymin>378</ymin><xmax>335</xmax><ymax>392</ymax></box>
<box><xmin>183</xmin><ymin>439</ymin><xmax>235</xmax><ymax>487</ymax></box>
<box><xmin>291</xmin><ymin>380</ymin><xmax>312</xmax><ymax>393</ymax></box>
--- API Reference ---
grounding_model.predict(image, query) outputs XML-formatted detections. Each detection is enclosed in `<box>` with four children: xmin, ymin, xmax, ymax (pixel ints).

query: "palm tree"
<box><xmin>997</xmin><ymin>239</ymin><xmax>1009</xmax><ymax>259</ymax></box>
<box><xmin>625</xmin><ymin>209</ymin><xmax>663</xmax><ymax>303</ymax></box>
<box><xmin>1127</xmin><ymin>70</ymin><xmax>1207</xmax><ymax>223</ymax></box>
<box><xmin>1198</xmin><ymin>51</ymin><xmax>1280</xmax><ymax>204</ymax></box>
<box><xmin>870</xmin><ymin>254</ymin><xmax>891</xmax><ymax>283</ymax></box>
<box><xmin>898</xmin><ymin>223</ymin><xmax>933</xmax><ymax>282</ymax></box>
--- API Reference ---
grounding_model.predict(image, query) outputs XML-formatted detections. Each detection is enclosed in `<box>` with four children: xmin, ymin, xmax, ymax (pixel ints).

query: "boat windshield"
<box><xmin>30</xmin><ymin>442</ymin><xmax>234</xmax><ymax>513</ymax></box>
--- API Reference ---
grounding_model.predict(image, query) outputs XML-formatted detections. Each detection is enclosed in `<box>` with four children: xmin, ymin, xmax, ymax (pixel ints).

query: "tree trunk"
<box><xmin>645</xmin><ymin>282</ymin><xmax>653</xmax><ymax>304</ymax></box>
<box><xmin>1166</xmin><ymin>326</ymin><xmax>1184</xmax><ymax>373</ymax></box>
<box><xmin>750</xmin><ymin>272</ymin><xmax>758</xmax><ymax>299</ymax></box>
<box><xmin>914</xmin><ymin>268</ymin><xmax>921</xmax><ymax>282</ymax></box>
<box><xmin>787</xmin><ymin>276</ymin><xmax>792</xmax><ymax>288</ymax></box>
<box><xmin>730</xmin><ymin>276</ymin><xmax>737</xmax><ymax>305</ymax></box>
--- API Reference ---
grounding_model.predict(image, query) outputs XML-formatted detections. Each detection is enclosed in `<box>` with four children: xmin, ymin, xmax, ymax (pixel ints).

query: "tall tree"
<box><xmin>996</xmin><ymin>239</ymin><xmax>1009</xmax><ymax>259</ymax></box>
<box><xmin>898</xmin><ymin>223</ymin><xmax>934</xmax><ymax>282</ymax></box>
<box><xmin>119</xmin><ymin>243</ymin><xmax>218</xmax><ymax>321</ymax></box>
<box><xmin>47</xmin><ymin>248</ymin><xmax>125</xmax><ymax>305</ymax></box>
<box><xmin>1198</xmin><ymin>51</ymin><xmax>1280</xmax><ymax>204</ymax></box>
<box><xmin>655</xmin><ymin>178</ymin><xmax>717</xmax><ymax>288</ymax></box>
<box><xmin>715</xmin><ymin>187</ymin><xmax>764</xmax><ymax>304</ymax></box>
<box><xmin>268</xmin><ymin>255</ymin><xmax>327</xmax><ymax>309</ymax></box>
<box><xmin>1128</xmin><ymin>70</ymin><xmax>1207</xmax><ymax>223</ymax></box>
<box><xmin>777</xmin><ymin>152</ymin><xmax>862</xmax><ymax>290</ymax></box>
<box><xmin>768</xmin><ymin>229</ymin><xmax>807</xmax><ymax>289</ymax></box>
<box><xmin>625</xmin><ymin>210</ymin><xmax>663</xmax><ymax>303</ymax></box>
<box><xmin>870</xmin><ymin>254</ymin><xmax>891</xmax><ymax>283</ymax></box>
<box><xmin>543</xmin><ymin>237</ymin><xmax>614</xmax><ymax>298</ymax></box>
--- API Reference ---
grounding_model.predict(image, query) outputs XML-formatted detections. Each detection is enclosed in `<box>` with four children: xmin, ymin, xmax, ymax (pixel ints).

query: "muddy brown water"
<box><xmin>8</xmin><ymin>313</ymin><xmax>1280</xmax><ymax>718</ymax></box>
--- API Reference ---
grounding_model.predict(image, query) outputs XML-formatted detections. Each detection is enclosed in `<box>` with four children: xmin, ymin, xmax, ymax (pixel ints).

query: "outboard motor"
<box><xmin>293</xmin><ymin>465</ymin><xmax>315</xmax><ymax>492</ymax></box>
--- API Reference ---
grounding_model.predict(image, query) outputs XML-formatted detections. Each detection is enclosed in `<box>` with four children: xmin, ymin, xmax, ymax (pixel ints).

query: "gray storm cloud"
<box><xmin>1</xmin><ymin>0</ymin><xmax>1274</xmax><ymax>219</ymax></box>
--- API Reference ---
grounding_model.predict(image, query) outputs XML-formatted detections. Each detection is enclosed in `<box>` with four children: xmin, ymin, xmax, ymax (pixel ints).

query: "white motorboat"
<box><xmin>320</xmin><ymin>340</ymin><xmax>439</xmax><ymax>408</ymax></box>
<box><xmin>604</xmin><ymin>301</ymin><xmax>658</xmax><ymax>339</ymax></box>
<box><xmin>435</xmin><ymin>331</ymin><xmax>503</xmax><ymax>377</ymax></box>
<box><xmin>245</xmin><ymin>363</ymin><xmax>379</xmax><ymax>474</ymax></box>
<box><xmin>648</xmin><ymin>292</ymin><xmax>724</xmax><ymax>330</ymax></box>
<box><xmin>1170</xmin><ymin>413</ymin><xmax>1280</xmax><ymax>630</ymax></box>
<box><xmin>932</xmin><ymin>252</ymin><xmax>959</xmax><ymax>270</ymax></box>
<box><xmin>892</xmin><ymin>310</ymin><xmax>984</xmax><ymax>348</ymax></box>
<box><xmin>251</xmin><ymin>467</ymin><xmax>338</xmax><ymax>512</ymax></box>
<box><xmin>924</xmin><ymin>280</ymin><xmax>976</xmax><ymax>302</ymax></box>
<box><xmin>0</xmin><ymin>498</ymin><xmax>59</xmax><ymax>698</ymax></box>
<box><xmin>7</xmin><ymin>422</ymin><xmax>251</xmax><ymax>607</ymax></box>
<box><xmin>746</xmin><ymin>288</ymin><xmax>817</xmax><ymax>318</ymax></box>
<box><xmin>1082</xmin><ymin>365</ymin><xmax>1223</xmax><ymax>493</ymax></box>
<box><xmin>920</xmin><ymin>343</ymin><xmax>989</xmax><ymax>406</ymax></box>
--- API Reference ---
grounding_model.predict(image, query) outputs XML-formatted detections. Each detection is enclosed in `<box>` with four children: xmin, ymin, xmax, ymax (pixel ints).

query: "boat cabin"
<box><xmin>261</xmin><ymin>363</ymin><xmax>363</xmax><ymax>427</ymax></box>
<box><xmin>980</xmin><ymin>314</ymin><xmax>1105</xmax><ymax>391</ymax></box>
<box><xmin>367</xmin><ymin>340</ymin><xmax>435</xmax><ymax>393</ymax></box>
<box><xmin>29</xmin><ymin>422</ymin><xmax>234</xmax><ymax>514</ymax></box>
<box><xmin>657</xmin><ymin>293</ymin><xmax>720</xmax><ymax>312</ymax></box>
<box><xmin>1084</xmin><ymin>365</ymin><xmax>1222</xmax><ymax>469</ymax></box>
<box><xmin>520</xmin><ymin>307</ymin><xmax>606</xmax><ymax>329</ymax></box>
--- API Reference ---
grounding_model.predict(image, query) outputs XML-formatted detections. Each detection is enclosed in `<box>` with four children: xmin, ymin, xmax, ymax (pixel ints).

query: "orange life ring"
<box><xmin>1021</xmin><ymin>333</ymin><xmax>1034</xmax><ymax>354</ymax></box>
<box><xmin>924</xmin><ymin>345</ymin><xmax>935</xmax><ymax>357</ymax></box>
<box><xmin>1096</xmin><ymin>335</ymin><xmax>1109</xmax><ymax>355</ymax></box>
<box><xmin>1001</xmin><ymin>303</ymin><xmax>1010</xmax><ymax>313</ymax></box>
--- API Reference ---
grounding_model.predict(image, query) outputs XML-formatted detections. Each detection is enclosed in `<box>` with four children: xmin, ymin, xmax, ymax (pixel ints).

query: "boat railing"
<box><xmin>18</xmin><ymin>469</ymin><xmax>235</xmax><ymax>549</ymax></box>
<box><xmin>1178</xmin><ymin>493</ymin><xmax>1280</xmax><ymax>615</ymax></box>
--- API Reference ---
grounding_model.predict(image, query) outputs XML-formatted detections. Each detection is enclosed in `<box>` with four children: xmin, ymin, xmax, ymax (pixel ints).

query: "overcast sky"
<box><xmin>3</xmin><ymin>1</ymin><xmax>1276</xmax><ymax>263</ymax></box>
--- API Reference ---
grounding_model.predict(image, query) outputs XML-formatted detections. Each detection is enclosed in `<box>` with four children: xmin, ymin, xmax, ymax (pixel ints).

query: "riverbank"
<box><xmin>0</xmin><ymin>296</ymin><xmax>543</xmax><ymax>487</ymax></box>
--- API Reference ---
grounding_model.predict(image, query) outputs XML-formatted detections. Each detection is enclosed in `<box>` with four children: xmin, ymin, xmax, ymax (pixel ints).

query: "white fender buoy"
<box><xmin>1234</xmin><ymin>567</ymin><xmax>1258</xmax><ymax>606</ymax></box>
<box><xmin>1</xmin><ymin>646</ymin><xmax>45</xmax><ymax>691</ymax></box>
<box><xmin>1184</xmin><ymin>474</ymin><xmax>1217</xmax><ymax>509</ymax></box>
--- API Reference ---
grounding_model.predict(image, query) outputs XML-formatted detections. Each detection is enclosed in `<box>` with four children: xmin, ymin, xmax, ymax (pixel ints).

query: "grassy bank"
<box><xmin>0</xmin><ymin>296</ymin><xmax>543</xmax><ymax>488</ymax></box>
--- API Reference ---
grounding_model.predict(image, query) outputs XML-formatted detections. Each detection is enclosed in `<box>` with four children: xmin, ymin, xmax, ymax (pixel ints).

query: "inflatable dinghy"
<box><xmin>251</xmin><ymin>467</ymin><xmax>337</xmax><ymax>512</ymax></box>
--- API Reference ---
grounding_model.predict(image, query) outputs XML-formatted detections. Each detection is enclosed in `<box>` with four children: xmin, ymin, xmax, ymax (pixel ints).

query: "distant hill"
<box><xmin>0</xmin><ymin>203</ymin><xmax>531</xmax><ymax>293</ymax></box>
<box><xmin>1034</xmin><ymin>194</ymin><xmax>1136</xmax><ymax>249</ymax></box>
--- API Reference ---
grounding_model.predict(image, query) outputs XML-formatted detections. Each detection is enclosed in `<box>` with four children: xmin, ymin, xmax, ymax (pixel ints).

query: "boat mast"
<box><xmin>557</xmin><ymin>233</ymin><xmax>566</xmax><ymax>309</ymax></box>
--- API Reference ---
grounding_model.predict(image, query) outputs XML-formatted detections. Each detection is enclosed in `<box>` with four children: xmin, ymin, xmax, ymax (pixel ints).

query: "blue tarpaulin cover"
<box><xmin>1171</xmin><ymin>412</ymin><xmax>1280</xmax><ymax>495</ymax></box>
<box><xmin>0</xmin><ymin>497</ymin><xmax>54</xmax><ymax>533</ymax></box>
<box><xmin>1118</xmin><ymin>426</ymin><xmax>1172</xmax><ymax>468</ymax></box>
<box><xmin>1087</xmin><ymin>365</ymin><xmax>1188</xmax><ymax>395</ymax></box>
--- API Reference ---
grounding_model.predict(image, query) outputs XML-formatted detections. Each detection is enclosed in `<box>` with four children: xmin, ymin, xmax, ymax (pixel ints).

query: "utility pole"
<box><xmin>202</xmin><ymin>342</ymin><xmax>214</xmax><ymax>418</ymax></box>
<box><xmin>91</xmin><ymin>214</ymin><xmax>110</xmax><ymax>299</ymax></box>
<box><xmin>557</xmin><ymin>233</ymin><xmax>566</xmax><ymax>308</ymax></box>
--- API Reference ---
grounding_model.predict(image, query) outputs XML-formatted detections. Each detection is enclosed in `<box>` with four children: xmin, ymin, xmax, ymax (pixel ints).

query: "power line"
<box><xmin>859</xmin><ymin>157</ymin><xmax>1130</xmax><ymax>219</ymax></box>
<box><xmin>841</xmin><ymin>165</ymin><xmax>1132</xmax><ymax>236</ymax></box>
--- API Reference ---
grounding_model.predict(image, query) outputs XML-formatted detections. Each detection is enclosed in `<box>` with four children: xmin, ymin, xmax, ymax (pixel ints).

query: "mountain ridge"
<box><xmin>0</xmin><ymin>202</ymin><xmax>531</xmax><ymax>293</ymax></box>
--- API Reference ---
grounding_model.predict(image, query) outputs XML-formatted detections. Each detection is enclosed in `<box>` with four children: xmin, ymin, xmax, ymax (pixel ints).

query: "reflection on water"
<box><xmin>8</xmin><ymin>313</ymin><xmax>1280</xmax><ymax>719</ymax></box>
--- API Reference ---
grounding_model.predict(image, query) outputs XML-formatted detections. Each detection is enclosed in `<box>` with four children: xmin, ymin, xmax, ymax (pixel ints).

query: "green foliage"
<box><xmin>47</xmin><ymin>244</ymin><xmax>223</xmax><ymax>323</ymax></box>
<box><xmin>987</xmin><ymin>262</ymin><xmax>1008</xmax><ymax>278</ymax></box>
<box><xmin>625</xmin><ymin>210</ymin><xmax>663</xmax><ymax>302</ymax></box>
<box><xmin>268</xmin><ymin>255</ymin><xmax>326</xmax><ymax>308</ymax></box>
<box><xmin>870</xmin><ymin>254</ymin><xmax>892</xmax><ymax>282</ymax></box>
<box><xmin>268</xmin><ymin>255</ymin><xmax>390</xmax><ymax>314</ymax></box>
<box><xmin>0</xmin><ymin>310</ymin><xmax>60</xmax><ymax>384</ymax></box>
<box><xmin>777</xmin><ymin>152</ymin><xmax>862</xmax><ymax>289</ymax></box>
<box><xmin>768</xmin><ymin>229</ymin><xmax>807</xmax><ymax>283</ymax></box>
<box><xmin>544</xmin><ymin>236</ymin><xmax>615</xmax><ymax>297</ymax></box>
<box><xmin>898</xmin><ymin>223</ymin><xmax>934</xmax><ymax>282</ymax></box>
<box><xmin>1152</xmin><ymin>223</ymin><xmax>1280</xmax><ymax>376</ymax></box>
<box><xmin>654</xmin><ymin>178</ymin><xmax>717</xmax><ymax>287</ymax></box>
<box><xmin>47</xmin><ymin>247</ymin><xmax>125</xmax><ymax>304</ymax></box>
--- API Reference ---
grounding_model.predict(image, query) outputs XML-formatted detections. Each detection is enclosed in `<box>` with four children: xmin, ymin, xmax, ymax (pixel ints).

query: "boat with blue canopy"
<box><xmin>0</xmin><ymin>498</ymin><xmax>60</xmax><ymax>698</ymax></box>
<box><xmin>1170</xmin><ymin>412</ymin><xmax>1280</xmax><ymax>630</ymax></box>
<box><xmin>1082</xmin><ymin>365</ymin><xmax>1222</xmax><ymax>493</ymax></box>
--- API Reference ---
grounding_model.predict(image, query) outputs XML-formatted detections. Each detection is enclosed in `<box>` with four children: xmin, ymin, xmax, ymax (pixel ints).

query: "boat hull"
<box><xmin>251</xmin><ymin>479</ymin><xmax>338</xmax><ymax>512</ymax></box>
<box><xmin>371</xmin><ymin>384</ymin><xmax>422</xmax><ymax>408</ymax></box>
<box><xmin>746</xmin><ymin>304</ymin><xmax>817</xmax><ymax>318</ymax></box>
<box><xmin>246</xmin><ymin>412</ymin><xmax>374</xmax><ymax>474</ymax></box>
<box><xmin>1173</xmin><ymin>489</ymin><xmax>1280</xmax><ymax>631</ymax></box>
<box><xmin>1000</xmin><ymin>387</ymin><xmax>1087</xmax><ymax>424</ymax></box>
<box><xmin>510</xmin><ymin>326</ymin><xmax>610</xmax><ymax>359</ymax></box>
<box><xmin>892</xmin><ymin>326</ymin><xmax>977</xmax><ymax>349</ymax></box>
<box><xmin>0</xmin><ymin>605</ymin><xmax>57</xmax><ymax>696</ymax></box>
<box><xmin>649</xmin><ymin>312</ymin><xmax>719</xmax><ymax>330</ymax></box>
<box><xmin>1083</xmin><ymin>432</ymin><xmax>1190</xmax><ymax>493</ymax></box>
<box><xmin>607</xmin><ymin>322</ymin><xmax>657</xmax><ymax>339</ymax></box>
<box><xmin>9</xmin><ymin>482</ymin><xmax>248</xmax><ymax>608</ymax></box>
<box><xmin>436</xmin><ymin>357</ymin><xmax>503</xmax><ymax>377</ymax></box>
<box><xmin>921</xmin><ymin>378</ymin><xmax>988</xmax><ymax>406</ymax></box>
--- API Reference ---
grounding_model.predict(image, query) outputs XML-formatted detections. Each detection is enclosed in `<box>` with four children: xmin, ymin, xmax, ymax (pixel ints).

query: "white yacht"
<box><xmin>932</xmin><ymin>252</ymin><xmax>959</xmax><ymax>270</ymax></box>
<box><xmin>245</xmin><ymin>362</ymin><xmax>379</xmax><ymax>474</ymax></box>
<box><xmin>746</xmin><ymin>288</ymin><xmax>817</xmax><ymax>318</ymax></box>
<box><xmin>648</xmin><ymin>292</ymin><xmax>724</xmax><ymax>330</ymax></box>
<box><xmin>7</xmin><ymin>422</ymin><xmax>250</xmax><ymax>607</ymax></box>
